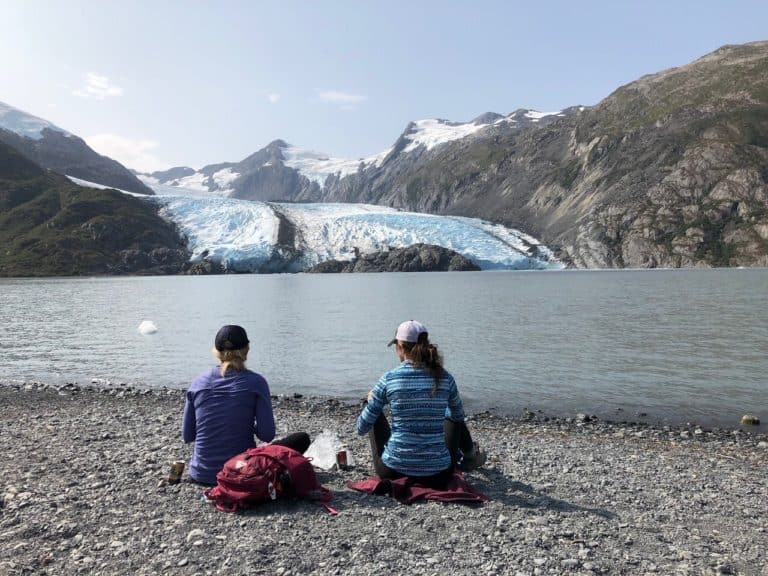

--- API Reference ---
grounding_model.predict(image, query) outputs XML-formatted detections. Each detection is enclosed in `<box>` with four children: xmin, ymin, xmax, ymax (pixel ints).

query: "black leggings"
<box><xmin>189</xmin><ymin>432</ymin><xmax>311</xmax><ymax>486</ymax></box>
<box><xmin>272</xmin><ymin>432</ymin><xmax>311</xmax><ymax>454</ymax></box>
<box><xmin>368</xmin><ymin>413</ymin><xmax>474</xmax><ymax>486</ymax></box>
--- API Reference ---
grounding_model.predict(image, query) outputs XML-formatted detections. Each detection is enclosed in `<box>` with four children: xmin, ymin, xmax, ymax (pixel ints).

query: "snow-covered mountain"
<box><xmin>140</xmin><ymin>109</ymin><xmax>567</xmax><ymax>202</ymax></box>
<box><xmin>0</xmin><ymin>100</ymin><xmax>154</xmax><ymax>195</ymax></box>
<box><xmin>120</xmin><ymin>109</ymin><xmax>568</xmax><ymax>272</ymax></box>
<box><xmin>0</xmin><ymin>101</ymin><xmax>71</xmax><ymax>139</ymax></box>
<box><xmin>140</xmin><ymin>188</ymin><xmax>561</xmax><ymax>272</ymax></box>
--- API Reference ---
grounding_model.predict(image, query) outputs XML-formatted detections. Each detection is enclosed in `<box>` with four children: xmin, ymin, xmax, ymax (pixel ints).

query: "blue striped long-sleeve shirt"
<box><xmin>357</xmin><ymin>360</ymin><xmax>466</xmax><ymax>476</ymax></box>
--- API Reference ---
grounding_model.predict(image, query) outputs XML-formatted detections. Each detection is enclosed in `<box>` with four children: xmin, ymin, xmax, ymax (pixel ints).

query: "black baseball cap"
<box><xmin>215</xmin><ymin>325</ymin><xmax>249</xmax><ymax>351</ymax></box>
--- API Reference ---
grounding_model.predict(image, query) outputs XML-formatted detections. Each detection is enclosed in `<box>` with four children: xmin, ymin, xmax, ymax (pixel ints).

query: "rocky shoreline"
<box><xmin>1</xmin><ymin>382</ymin><xmax>766</xmax><ymax>575</ymax></box>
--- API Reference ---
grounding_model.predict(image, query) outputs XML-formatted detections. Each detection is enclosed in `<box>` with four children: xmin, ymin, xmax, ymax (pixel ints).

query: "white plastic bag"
<box><xmin>304</xmin><ymin>429</ymin><xmax>354</xmax><ymax>471</ymax></box>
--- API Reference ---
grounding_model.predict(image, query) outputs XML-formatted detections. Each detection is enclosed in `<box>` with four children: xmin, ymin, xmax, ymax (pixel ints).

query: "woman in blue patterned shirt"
<box><xmin>356</xmin><ymin>320</ymin><xmax>486</xmax><ymax>485</ymax></box>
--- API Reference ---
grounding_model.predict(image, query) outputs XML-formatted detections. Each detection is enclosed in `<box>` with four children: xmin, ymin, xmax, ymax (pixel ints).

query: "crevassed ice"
<box><xmin>277</xmin><ymin>204</ymin><xmax>560</xmax><ymax>269</ymax></box>
<box><xmin>448</xmin><ymin>216</ymin><xmax>559</xmax><ymax>263</ymax></box>
<box><xmin>79</xmin><ymin>178</ymin><xmax>561</xmax><ymax>271</ymax></box>
<box><xmin>149</xmin><ymin>195</ymin><xmax>561</xmax><ymax>271</ymax></box>
<box><xmin>153</xmin><ymin>195</ymin><xmax>280</xmax><ymax>269</ymax></box>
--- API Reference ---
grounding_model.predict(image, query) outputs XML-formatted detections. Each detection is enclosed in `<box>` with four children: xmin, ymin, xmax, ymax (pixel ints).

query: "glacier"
<box><xmin>70</xmin><ymin>175</ymin><xmax>562</xmax><ymax>272</ymax></box>
<box><xmin>149</xmin><ymin>194</ymin><xmax>562</xmax><ymax>272</ymax></box>
<box><xmin>155</xmin><ymin>195</ymin><xmax>281</xmax><ymax>271</ymax></box>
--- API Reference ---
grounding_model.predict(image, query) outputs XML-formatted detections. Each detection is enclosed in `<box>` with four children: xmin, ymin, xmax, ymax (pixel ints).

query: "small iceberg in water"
<box><xmin>138</xmin><ymin>320</ymin><xmax>158</xmax><ymax>335</ymax></box>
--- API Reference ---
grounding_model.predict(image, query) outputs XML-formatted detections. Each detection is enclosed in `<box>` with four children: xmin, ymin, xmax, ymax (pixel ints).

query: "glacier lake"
<box><xmin>1</xmin><ymin>268</ymin><xmax>766</xmax><ymax>429</ymax></box>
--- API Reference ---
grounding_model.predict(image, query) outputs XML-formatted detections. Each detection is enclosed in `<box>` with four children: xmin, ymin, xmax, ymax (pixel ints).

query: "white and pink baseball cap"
<box><xmin>388</xmin><ymin>320</ymin><xmax>428</xmax><ymax>346</ymax></box>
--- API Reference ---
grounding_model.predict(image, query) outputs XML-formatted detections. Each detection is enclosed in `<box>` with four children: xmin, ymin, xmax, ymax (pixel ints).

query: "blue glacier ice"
<box><xmin>154</xmin><ymin>195</ymin><xmax>280</xmax><ymax>271</ymax></box>
<box><xmin>146</xmin><ymin>192</ymin><xmax>562</xmax><ymax>272</ymax></box>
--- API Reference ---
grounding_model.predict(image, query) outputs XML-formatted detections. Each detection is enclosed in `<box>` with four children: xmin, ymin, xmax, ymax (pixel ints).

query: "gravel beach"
<box><xmin>1</xmin><ymin>383</ymin><xmax>767</xmax><ymax>576</ymax></box>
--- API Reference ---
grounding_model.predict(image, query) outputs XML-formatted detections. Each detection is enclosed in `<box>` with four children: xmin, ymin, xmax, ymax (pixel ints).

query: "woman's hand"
<box><xmin>367</xmin><ymin>389</ymin><xmax>374</xmax><ymax>402</ymax></box>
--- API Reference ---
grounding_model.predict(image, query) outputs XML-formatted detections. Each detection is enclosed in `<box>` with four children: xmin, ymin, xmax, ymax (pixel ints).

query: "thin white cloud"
<box><xmin>317</xmin><ymin>90</ymin><xmax>367</xmax><ymax>104</ymax></box>
<box><xmin>73</xmin><ymin>72</ymin><xmax>124</xmax><ymax>100</ymax></box>
<box><xmin>267</xmin><ymin>93</ymin><xmax>281</xmax><ymax>104</ymax></box>
<box><xmin>85</xmin><ymin>133</ymin><xmax>167</xmax><ymax>173</ymax></box>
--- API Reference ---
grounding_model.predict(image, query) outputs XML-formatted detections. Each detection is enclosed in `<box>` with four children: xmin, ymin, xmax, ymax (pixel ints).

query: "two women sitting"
<box><xmin>182</xmin><ymin>321</ymin><xmax>484</xmax><ymax>486</ymax></box>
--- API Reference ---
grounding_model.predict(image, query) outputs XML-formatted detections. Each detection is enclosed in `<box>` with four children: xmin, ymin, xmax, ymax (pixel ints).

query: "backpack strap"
<box><xmin>322</xmin><ymin>502</ymin><xmax>338</xmax><ymax>516</ymax></box>
<box><xmin>216</xmin><ymin>499</ymin><xmax>239</xmax><ymax>513</ymax></box>
<box><xmin>312</xmin><ymin>486</ymin><xmax>336</xmax><ymax>514</ymax></box>
<box><xmin>203</xmin><ymin>486</ymin><xmax>240</xmax><ymax>513</ymax></box>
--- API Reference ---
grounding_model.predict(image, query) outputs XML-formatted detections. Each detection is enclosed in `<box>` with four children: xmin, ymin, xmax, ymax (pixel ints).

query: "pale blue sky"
<box><xmin>1</xmin><ymin>0</ymin><xmax>766</xmax><ymax>171</ymax></box>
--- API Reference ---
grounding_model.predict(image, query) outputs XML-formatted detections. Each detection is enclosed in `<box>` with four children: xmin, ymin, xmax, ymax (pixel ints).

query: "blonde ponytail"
<box><xmin>213</xmin><ymin>347</ymin><xmax>249</xmax><ymax>377</ymax></box>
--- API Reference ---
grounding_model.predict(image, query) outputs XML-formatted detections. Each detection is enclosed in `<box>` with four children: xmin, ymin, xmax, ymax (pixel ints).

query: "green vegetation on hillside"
<box><xmin>0</xmin><ymin>143</ymin><xmax>190</xmax><ymax>276</ymax></box>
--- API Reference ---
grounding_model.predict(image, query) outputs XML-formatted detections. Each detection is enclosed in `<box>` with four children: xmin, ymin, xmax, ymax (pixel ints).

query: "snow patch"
<box><xmin>135</xmin><ymin>174</ymin><xmax>209</xmax><ymax>197</ymax></box>
<box><xmin>173</xmin><ymin>171</ymin><xmax>210</xmax><ymax>193</ymax></box>
<box><xmin>281</xmin><ymin>145</ymin><xmax>386</xmax><ymax>186</ymax></box>
<box><xmin>402</xmin><ymin>119</ymin><xmax>487</xmax><ymax>153</ymax></box>
<box><xmin>494</xmin><ymin>109</ymin><xmax>563</xmax><ymax>126</ymax></box>
<box><xmin>211</xmin><ymin>167</ymin><xmax>238</xmax><ymax>192</ymax></box>
<box><xmin>524</xmin><ymin>110</ymin><xmax>562</xmax><ymax>121</ymax></box>
<box><xmin>0</xmin><ymin>100</ymin><xmax>71</xmax><ymax>140</ymax></box>
<box><xmin>66</xmin><ymin>175</ymin><xmax>142</xmax><ymax>196</ymax></box>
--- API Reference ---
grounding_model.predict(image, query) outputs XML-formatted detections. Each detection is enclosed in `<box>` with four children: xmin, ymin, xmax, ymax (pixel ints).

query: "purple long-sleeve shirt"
<box><xmin>182</xmin><ymin>366</ymin><xmax>275</xmax><ymax>484</ymax></box>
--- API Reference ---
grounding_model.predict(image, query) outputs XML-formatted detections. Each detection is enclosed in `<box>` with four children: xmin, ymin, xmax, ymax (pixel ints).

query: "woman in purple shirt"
<box><xmin>182</xmin><ymin>325</ymin><xmax>309</xmax><ymax>485</ymax></box>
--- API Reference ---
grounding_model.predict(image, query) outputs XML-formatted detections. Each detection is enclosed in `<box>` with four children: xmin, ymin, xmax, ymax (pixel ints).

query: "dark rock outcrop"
<box><xmin>306</xmin><ymin>243</ymin><xmax>480</xmax><ymax>273</ymax></box>
<box><xmin>185</xmin><ymin>258</ymin><xmax>226</xmax><ymax>275</ymax></box>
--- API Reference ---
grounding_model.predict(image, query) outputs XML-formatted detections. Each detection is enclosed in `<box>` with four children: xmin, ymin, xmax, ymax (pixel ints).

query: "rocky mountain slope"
<box><xmin>0</xmin><ymin>101</ymin><xmax>154</xmax><ymax>195</ymax></box>
<box><xmin>316</xmin><ymin>42</ymin><xmax>768</xmax><ymax>268</ymax></box>
<box><xmin>0</xmin><ymin>141</ymin><xmax>188</xmax><ymax>276</ymax></box>
<box><xmin>147</xmin><ymin>42</ymin><xmax>768</xmax><ymax>268</ymax></box>
<box><xmin>141</xmin><ymin>110</ymin><xmax>564</xmax><ymax>202</ymax></box>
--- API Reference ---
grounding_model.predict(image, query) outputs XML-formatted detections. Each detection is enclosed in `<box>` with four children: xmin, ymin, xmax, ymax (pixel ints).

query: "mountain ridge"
<box><xmin>0</xmin><ymin>140</ymin><xmax>189</xmax><ymax>276</ymax></box>
<box><xmin>140</xmin><ymin>108</ymin><xmax>566</xmax><ymax>202</ymax></box>
<box><xmin>0</xmin><ymin>100</ymin><xmax>154</xmax><ymax>196</ymax></box>
<box><xmin>4</xmin><ymin>41</ymin><xmax>768</xmax><ymax>271</ymax></box>
<box><xmin>138</xmin><ymin>41</ymin><xmax>768</xmax><ymax>267</ymax></box>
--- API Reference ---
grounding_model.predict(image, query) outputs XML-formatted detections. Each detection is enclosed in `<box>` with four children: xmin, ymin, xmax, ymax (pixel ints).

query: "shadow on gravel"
<box><xmin>469</xmin><ymin>469</ymin><xmax>617</xmax><ymax>520</ymax></box>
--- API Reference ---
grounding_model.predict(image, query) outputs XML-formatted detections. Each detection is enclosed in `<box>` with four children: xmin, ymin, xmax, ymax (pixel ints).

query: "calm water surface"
<box><xmin>1</xmin><ymin>269</ymin><xmax>766</xmax><ymax>428</ymax></box>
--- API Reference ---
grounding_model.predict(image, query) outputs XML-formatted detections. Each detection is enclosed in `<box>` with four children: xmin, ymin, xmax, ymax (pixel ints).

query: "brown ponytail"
<box><xmin>400</xmin><ymin>332</ymin><xmax>444</xmax><ymax>395</ymax></box>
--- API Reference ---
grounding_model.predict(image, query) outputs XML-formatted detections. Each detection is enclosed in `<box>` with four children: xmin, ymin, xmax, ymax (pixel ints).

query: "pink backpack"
<box><xmin>203</xmin><ymin>445</ymin><xmax>334</xmax><ymax>513</ymax></box>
